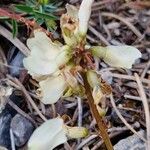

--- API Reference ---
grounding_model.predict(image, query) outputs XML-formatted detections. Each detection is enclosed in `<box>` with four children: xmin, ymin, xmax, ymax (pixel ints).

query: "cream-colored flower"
<box><xmin>28</xmin><ymin>118</ymin><xmax>88</xmax><ymax>150</ymax></box>
<box><xmin>86</xmin><ymin>70</ymin><xmax>99</xmax><ymax>88</ymax></box>
<box><xmin>39</xmin><ymin>74</ymin><xmax>67</xmax><ymax>104</ymax></box>
<box><xmin>86</xmin><ymin>70</ymin><xmax>104</xmax><ymax>104</ymax></box>
<box><xmin>23</xmin><ymin>30</ymin><xmax>75</xmax><ymax>104</ymax></box>
<box><xmin>37</xmin><ymin>67</ymin><xmax>79</xmax><ymax>104</ymax></box>
<box><xmin>60</xmin><ymin>0</ymin><xmax>94</xmax><ymax>46</ymax></box>
<box><xmin>91</xmin><ymin>45</ymin><xmax>142</xmax><ymax>69</ymax></box>
<box><xmin>78</xmin><ymin>0</ymin><xmax>94</xmax><ymax>35</ymax></box>
<box><xmin>23</xmin><ymin>30</ymin><xmax>71</xmax><ymax>78</ymax></box>
<box><xmin>28</xmin><ymin>118</ymin><xmax>67</xmax><ymax>150</ymax></box>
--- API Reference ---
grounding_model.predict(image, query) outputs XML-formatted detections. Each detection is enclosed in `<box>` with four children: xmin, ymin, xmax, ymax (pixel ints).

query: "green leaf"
<box><xmin>12</xmin><ymin>19</ymin><xmax>18</xmax><ymax>38</ymax></box>
<box><xmin>33</xmin><ymin>10</ymin><xmax>58</xmax><ymax>20</ymax></box>
<box><xmin>15</xmin><ymin>5</ymin><xmax>33</xmax><ymax>13</ymax></box>
<box><xmin>45</xmin><ymin>19</ymin><xmax>57</xmax><ymax>31</ymax></box>
<box><xmin>0</xmin><ymin>16</ymin><xmax>9</xmax><ymax>19</ymax></box>
<box><xmin>36</xmin><ymin>18</ymin><xmax>44</xmax><ymax>25</ymax></box>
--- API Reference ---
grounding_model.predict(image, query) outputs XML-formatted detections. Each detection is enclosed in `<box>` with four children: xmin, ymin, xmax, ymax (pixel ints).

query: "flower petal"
<box><xmin>56</xmin><ymin>45</ymin><xmax>72</xmax><ymax>67</ymax></box>
<box><xmin>92</xmin><ymin>85</ymin><xmax>104</xmax><ymax>105</ymax></box>
<box><xmin>86</xmin><ymin>70</ymin><xmax>99</xmax><ymax>88</ymax></box>
<box><xmin>104</xmin><ymin>46</ymin><xmax>142</xmax><ymax>69</ymax></box>
<box><xmin>23</xmin><ymin>30</ymin><xmax>61</xmax><ymax>77</ymax></box>
<box><xmin>28</xmin><ymin>118</ymin><xmax>67</xmax><ymax>150</ymax></box>
<box><xmin>39</xmin><ymin>75</ymin><xmax>67</xmax><ymax>104</ymax></box>
<box><xmin>78</xmin><ymin>0</ymin><xmax>94</xmax><ymax>35</ymax></box>
<box><xmin>66</xmin><ymin>4</ymin><xmax>78</xmax><ymax>20</ymax></box>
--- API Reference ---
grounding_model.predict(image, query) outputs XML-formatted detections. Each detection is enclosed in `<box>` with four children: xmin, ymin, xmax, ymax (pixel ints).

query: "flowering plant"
<box><xmin>23</xmin><ymin>0</ymin><xmax>141</xmax><ymax>149</ymax></box>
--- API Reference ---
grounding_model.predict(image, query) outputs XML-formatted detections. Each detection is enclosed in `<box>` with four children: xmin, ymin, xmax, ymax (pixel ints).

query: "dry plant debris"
<box><xmin>0</xmin><ymin>0</ymin><xmax>149</xmax><ymax>150</ymax></box>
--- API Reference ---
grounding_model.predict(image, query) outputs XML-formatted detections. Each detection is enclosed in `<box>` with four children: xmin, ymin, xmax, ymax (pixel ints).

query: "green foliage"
<box><xmin>0</xmin><ymin>0</ymin><xmax>61</xmax><ymax>37</ymax></box>
<box><xmin>14</xmin><ymin>0</ymin><xmax>60</xmax><ymax>31</ymax></box>
<box><xmin>12</xmin><ymin>19</ymin><xmax>18</xmax><ymax>38</ymax></box>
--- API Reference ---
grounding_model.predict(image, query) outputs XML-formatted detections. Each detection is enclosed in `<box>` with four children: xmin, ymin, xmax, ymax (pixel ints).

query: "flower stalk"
<box><xmin>82</xmin><ymin>72</ymin><xmax>113</xmax><ymax>150</ymax></box>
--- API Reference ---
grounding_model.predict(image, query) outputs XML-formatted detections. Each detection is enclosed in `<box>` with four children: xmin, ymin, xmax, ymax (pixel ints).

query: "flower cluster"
<box><xmin>23</xmin><ymin>0</ymin><xmax>142</xmax><ymax>149</ymax></box>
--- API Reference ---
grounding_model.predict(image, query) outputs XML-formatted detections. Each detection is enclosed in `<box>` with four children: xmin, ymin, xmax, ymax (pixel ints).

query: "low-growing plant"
<box><xmin>9</xmin><ymin>0</ymin><xmax>142</xmax><ymax>149</ymax></box>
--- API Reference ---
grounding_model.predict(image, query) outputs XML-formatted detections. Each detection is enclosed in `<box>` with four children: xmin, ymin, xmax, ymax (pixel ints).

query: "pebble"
<box><xmin>0</xmin><ymin>112</ymin><xmax>12</xmax><ymax>149</ymax></box>
<box><xmin>0</xmin><ymin>91</ymin><xmax>27</xmax><ymax>150</ymax></box>
<box><xmin>11</xmin><ymin>114</ymin><xmax>34</xmax><ymax>147</ymax></box>
<box><xmin>114</xmin><ymin>130</ymin><xmax>146</xmax><ymax>150</ymax></box>
<box><xmin>9</xmin><ymin>50</ymin><xmax>25</xmax><ymax>77</ymax></box>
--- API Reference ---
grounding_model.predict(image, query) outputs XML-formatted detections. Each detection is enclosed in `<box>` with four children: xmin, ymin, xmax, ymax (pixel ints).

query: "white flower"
<box><xmin>28</xmin><ymin>118</ymin><xmax>67</xmax><ymax>150</ymax></box>
<box><xmin>38</xmin><ymin>68</ymin><xmax>78</xmax><ymax>104</ymax></box>
<box><xmin>60</xmin><ymin>0</ymin><xmax>94</xmax><ymax>46</ymax></box>
<box><xmin>23</xmin><ymin>30</ymin><xmax>71</xmax><ymax>78</ymax></box>
<box><xmin>91</xmin><ymin>45</ymin><xmax>142</xmax><ymax>69</ymax></box>
<box><xmin>78</xmin><ymin>0</ymin><xmax>94</xmax><ymax>35</ymax></box>
<box><xmin>39</xmin><ymin>74</ymin><xmax>67</xmax><ymax>104</ymax></box>
<box><xmin>23</xmin><ymin>30</ymin><xmax>75</xmax><ymax>104</ymax></box>
<box><xmin>28</xmin><ymin>118</ymin><xmax>88</xmax><ymax>150</ymax></box>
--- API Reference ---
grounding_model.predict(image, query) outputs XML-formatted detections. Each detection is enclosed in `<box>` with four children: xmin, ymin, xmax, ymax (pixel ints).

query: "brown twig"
<box><xmin>101</xmin><ymin>12</ymin><xmax>143</xmax><ymax>39</ymax></box>
<box><xmin>135</xmin><ymin>73</ymin><xmax>150</xmax><ymax>150</ymax></box>
<box><xmin>89</xmin><ymin>25</ymin><xmax>110</xmax><ymax>46</ymax></box>
<box><xmin>110</xmin><ymin>94</ymin><xmax>147</xmax><ymax>143</ymax></box>
<box><xmin>82</xmin><ymin>72</ymin><xmax>113</xmax><ymax>150</ymax></box>
<box><xmin>0</xmin><ymin>25</ymin><xmax>30</xmax><ymax>56</ymax></box>
<box><xmin>110</xmin><ymin>73</ymin><xmax>150</xmax><ymax>84</ymax></box>
<box><xmin>8</xmin><ymin>99</ymin><xmax>37</xmax><ymax>126</ymax></box>
<box><xmin>7</xmin><ymin>75</ymin><xmax>47</xmax><ymax>121</ymax></box>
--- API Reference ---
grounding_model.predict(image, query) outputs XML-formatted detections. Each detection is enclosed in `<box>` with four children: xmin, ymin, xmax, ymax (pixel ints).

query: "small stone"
<box><xmin>0</xmin><ymin>113</ymin><xmax>12</xmax><ymax>149</ymax></box>
<box><xmin>11</xmin><ymin>114</ymin><xmax>34</xmax><ymax>147</ymax></box>
<box><xmin>0</xmin><ymin>146</ymin><xmax>8</xmax><ymax>150</ymax></box>
<box><xmin>9</xmin><ymin>50</ymin><xmax>25</xmax><ymax>77</ymax></box>
<box><xmin>0</xmin><ymin>90</ymin><xmax>26</xmax><ymax>150</ymax></box>
<box><xmin>114</xmin><ymin>130</ymin><xmax>146</xmax><ymax>150</ymax></box>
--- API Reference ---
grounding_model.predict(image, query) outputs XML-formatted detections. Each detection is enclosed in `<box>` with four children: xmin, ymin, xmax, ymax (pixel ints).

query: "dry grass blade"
<box><xmin>77</xmin><ymin>135</ymin><xmax>98</xmax><ymax>149</ymax></box>
<box><xmin>7</xmin><ymin>75</ymin><xmax>47</xmax><ymax>121</ymax></box>
<box><xmin>10</xmin><ymin>128</ymin><xmax>16</xmax><ymax>150</ymax></box>
<box><xmin>89</xmin><ymin>25</ymin><xmax>110</xmax><ymax>46</ymax></box>
<box><xmin>141</xmin><ymin>60</ymin><xmax>150</xmax><ymax>79</ymax></box>
<box><xmin>134</xmin><ymin>73</ymin><xmax>150</xmax><ymax>150</ymax></box>
<box><xmin>111</xmin><ymin>73</ymin><xmax>150</xmax><ymax>84</ymax></box>
<box><xmin>101</xmin><ymin>12</ymin><xmax>143</xmax><ymax>39</ymax></box>
<box><xmin>77</xmin><ymin>97</ymin><xmax>83</xmax><ymax>127</ymax></box>
<box><xmin>110</xmin><ymin>94</ymin><xmax>147</xmax><ymax>143</ymax></box>
<box><xmin>14</xmin><ymin>78</ymin><xmax>47</xmax><ymax>121</ymax></box>
<box><xmin>0</xmin><ymin>25</ymin><xmax>30</xmax><ymax>56</ymax></box>
<box><xmin>124</xmin><ymin>94</ymin><xmax>142</xmax><ymax>101</ymax></box>
<box><xmin>8</xmin><ymin>99</ymin><xmax>37</xmax><ymax>126</ymax></box>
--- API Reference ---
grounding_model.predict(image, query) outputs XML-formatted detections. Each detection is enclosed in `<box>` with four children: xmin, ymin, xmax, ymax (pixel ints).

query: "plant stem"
<box><xmin>82</xmin><ymin>72</ymin><xmax>113</xmax><ymax>150</ymax></box>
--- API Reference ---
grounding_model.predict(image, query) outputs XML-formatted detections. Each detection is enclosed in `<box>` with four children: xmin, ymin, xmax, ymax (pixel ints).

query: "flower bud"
<box><xmin>86</xmin><ymin>70</ymin><xmax>99</xmax><ymax>88</ymax></box>
<box><xmin>64</xmin><ymin>126</ymin><xmax>88</xmax><ymax>139</ymax></box>
<box><xmin>91</xmin><ymin>46</ymin><xmax>106</xmax><ymax>58</ymax></box>
<box><xmin>96</xmin><ymin>105</ymin><xmax>106</xmax><ymax>117</ymax></box>
<box><xmin>92</xmin><ymin>85</ymin><xmax>103</xmax><ymax>105</ymax></box>
<box><xmin>78</xmin><ymin>0</ymin><xmax>94</xmax><ymax>35</ymax></box>
<box><xmin>91</xmin><ymin>45</ymin><xmax>142</xmax><ymax>69</ymax></box>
